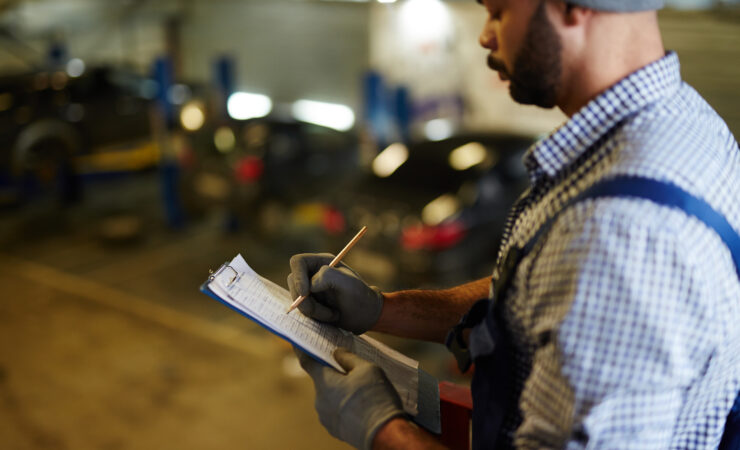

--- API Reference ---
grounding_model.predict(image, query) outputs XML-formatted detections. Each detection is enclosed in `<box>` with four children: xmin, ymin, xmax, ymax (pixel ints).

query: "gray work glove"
<box><xmin>295</xmin><ymin>346</ymin><xmax>405</xmax><ymax>450</ymax></box>
<box><xmin>287</xmin><ymin>253</ymin><xmax>383</xmax><ymax>335</ymax></box>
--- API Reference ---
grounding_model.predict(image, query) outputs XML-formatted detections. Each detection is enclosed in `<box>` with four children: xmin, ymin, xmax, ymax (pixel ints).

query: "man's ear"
<box><xmin>551</xmin><ymin>1</ymin><xmax>592</xmax><ymax>27</ymax></box>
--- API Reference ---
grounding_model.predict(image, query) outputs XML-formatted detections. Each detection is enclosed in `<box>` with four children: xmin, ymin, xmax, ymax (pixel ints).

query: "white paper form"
<box><xmin>205</xmin><ymin>254</ymin><xmax>419</xmax><ymax>415</ymax></box>
<box><xmin>353</xmin><ymin>335</ymin><xmax>419</xmax><ymax>415</ymax></box>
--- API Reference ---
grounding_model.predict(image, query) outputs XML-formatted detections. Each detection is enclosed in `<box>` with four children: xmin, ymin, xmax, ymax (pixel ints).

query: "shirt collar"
<box><xmin>524</xmin><ymin>51</ymin><xmax>682</xmax><ymax>183</ymax></box>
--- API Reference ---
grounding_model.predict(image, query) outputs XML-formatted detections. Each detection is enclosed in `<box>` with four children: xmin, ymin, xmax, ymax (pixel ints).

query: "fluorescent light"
<box><xmin>228</xmin><ymin>92</ymin><xmax>273</xmax><ymax>120</ymax></box>
<box><xmin>378</xmin><ymin>0</ymin><xmax>397</xmax><ymax>3</ymax></box>
<box><xmin>424</xmin><ymin>118</ymin><xmax>454</xmax><ymax>141</ymax></box>
<box><xmin>372</xmin><ymin>143</ymin><xmax>408</xmax><ymax>178</ymax></box>
<box><xmin>180</xmin><ymin>101</ymin><xmax>206</xmax><ymax>131</ymax></box>
<box><xmin>214</xmin><ymin>126</ymin><xmax>236</xmax><ymax>153</ymax></box>
<box><xmin>422</xmin><ymin>194</ymin><xmax>460</xmax><ymax>225</ymax></box>
<box><xmin>449</xmin><ymin>142</ymin><xmax>488</xmax><ymax>171</ymax></box>
<box><xmin>66</xmin><ymin>58</ymin><xmax>85</xmax><ymax>78</ymax></box>
<box><xmin>292</xmin><ymin>100</ymin><xmax>355</xmax><ymax>131</ymax></box>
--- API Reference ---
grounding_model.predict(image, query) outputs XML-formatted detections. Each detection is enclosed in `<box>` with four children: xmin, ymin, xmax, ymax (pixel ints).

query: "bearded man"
<box><xmin>289</xmin><ymin>0</ymin><xmax>740</xmax><ymax>448</ymax></box>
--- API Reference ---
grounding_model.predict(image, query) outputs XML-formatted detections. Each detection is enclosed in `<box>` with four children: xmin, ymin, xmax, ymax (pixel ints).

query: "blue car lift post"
<box><xmin>214</xmin><ymin>56</ymin><xmax>239</xmax><ymax>233</ymax></box>
<box><xmin>153</xmin><ymin>57</ymin><xmax>185</xmax><ymax>230</ymax></box>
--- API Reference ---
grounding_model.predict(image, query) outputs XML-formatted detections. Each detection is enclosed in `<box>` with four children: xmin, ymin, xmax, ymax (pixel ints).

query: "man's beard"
<box><xmin>487</xmin><ymin>1</ymin><xmax>562</xmax><ymax>108</ymax></box>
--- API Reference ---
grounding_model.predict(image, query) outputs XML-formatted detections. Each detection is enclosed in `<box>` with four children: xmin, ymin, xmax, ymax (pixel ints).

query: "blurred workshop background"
<box><xmin>0</xmin><ymin>0</ymin><xmax>738</xmax><ymax>448</ymax></box>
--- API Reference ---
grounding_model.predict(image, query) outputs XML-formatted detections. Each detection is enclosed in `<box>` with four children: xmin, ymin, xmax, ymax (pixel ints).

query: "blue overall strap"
<box><xmin>573</xmin><ymin>176</ymin><xmax>740</xmax><ymax>449</ymax></box>
<box><xmin>721</xmin><ymin>395</ymin><xmax>740</xmax><ymax>450</ymax></box>
<box><xmin>578</xmin><ymin>176</ymin><xmax>740</xmax><ymax>278</ymax></box>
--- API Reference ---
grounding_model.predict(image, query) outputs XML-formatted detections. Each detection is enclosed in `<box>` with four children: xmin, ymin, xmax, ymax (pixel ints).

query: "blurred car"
<box><xmin>0</xmin><ymin>66</ymin><xmax>161</xmax><ymax>207</ymax></box>
<box><xmin>180</xmin><ymin>112</ymin><xmax>360</xmax><ymax>242</ymax></box>
<box><xmin>338</xmin><ymin>133</ymin><xmax>535</xmax><ymax>289</ymax></box>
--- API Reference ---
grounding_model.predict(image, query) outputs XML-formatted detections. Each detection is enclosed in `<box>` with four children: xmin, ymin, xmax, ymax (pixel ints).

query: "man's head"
<box><xmin>478</xmin><ymin>0</ymin><xmax>665</xmax><ymax>115</ymax></box>
<box><xmin>484</xmin><ymin>0</ymin><xmax>561</xmax><ymax>108</ymax></box>
<box><xmin>566</xmin><ymin>0</ymin><xmax>664</xmax><ymax>12</ymax></box>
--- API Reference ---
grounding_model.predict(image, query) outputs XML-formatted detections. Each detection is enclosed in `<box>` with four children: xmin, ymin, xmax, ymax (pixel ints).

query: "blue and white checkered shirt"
<box><xmin>495</xmin><ymin>52</ymin><xmax>740</xmax><ymax>448</ymax></box>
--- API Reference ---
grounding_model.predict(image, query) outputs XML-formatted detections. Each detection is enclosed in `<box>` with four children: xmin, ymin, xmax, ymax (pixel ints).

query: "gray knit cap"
<box><xmin>567</xmin><ymin>0</ymin><xmax>664</xmax><ymax>11</ymax></box>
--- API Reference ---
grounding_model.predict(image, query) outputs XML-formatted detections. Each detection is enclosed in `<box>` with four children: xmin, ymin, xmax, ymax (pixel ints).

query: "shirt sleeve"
<box><xmin>512</xmin><ymin>200</ymin><xmax>718</xmax><ymax>449</ymax></box>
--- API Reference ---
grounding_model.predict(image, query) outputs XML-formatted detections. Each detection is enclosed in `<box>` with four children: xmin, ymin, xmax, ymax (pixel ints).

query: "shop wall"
<box><xmin>660</xmin><ymin>9</ymin><xmax>740</xmax><ymax>137</ymax></box>
<box><xmin>179</xmin><ymin>1</ymin><xmax>370</xmax><ymax>112</ymax></box>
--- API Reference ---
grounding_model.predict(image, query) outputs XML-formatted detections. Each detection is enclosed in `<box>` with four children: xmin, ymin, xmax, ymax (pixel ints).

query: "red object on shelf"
<box><xmin>438</xmin><ymin>381</ymin><xmax>474</xmax><ymax>450</ymax></box>
<box><xmin>234</xmin><ymin>156</ymin><xmax>264</xmax><ymax>184</ymax></box>
<box><xmin>401</xmin><ymin>221</ymin><xmax>466</xmax><ymax>251</ymax></box>
<box><xmin>322</xmin><ymin>206</ymin><xmax>346</xmax><ymax>235</ymax></box>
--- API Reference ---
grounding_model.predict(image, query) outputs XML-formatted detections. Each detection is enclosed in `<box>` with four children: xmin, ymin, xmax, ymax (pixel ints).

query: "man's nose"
<box><xmin>479</xmin><ymin>24</ymin><xmax>498</xmax><ymax>51</ymax></box>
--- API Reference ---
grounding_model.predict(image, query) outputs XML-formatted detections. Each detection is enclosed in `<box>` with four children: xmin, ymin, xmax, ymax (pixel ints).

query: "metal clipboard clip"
<box><xmin>208</xmin><ymin>263</ymin><xmax>239</xmax><ymax>286</ymax></box>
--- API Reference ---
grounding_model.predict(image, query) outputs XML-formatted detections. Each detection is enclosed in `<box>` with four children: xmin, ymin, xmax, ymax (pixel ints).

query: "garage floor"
<box><xmin>0</xmin><ymin>174</ymin><xmax>464</xmax><ymax>450</ymax></box>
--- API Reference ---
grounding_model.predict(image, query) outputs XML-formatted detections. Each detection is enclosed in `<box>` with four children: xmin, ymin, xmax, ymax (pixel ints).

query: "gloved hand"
<box><xmin>295</xmin><ymin>346</ymin><xmax>405</xmax><ymax>450</ymax></box>
<box><xmin>287</xmin><ymin>253</ymin><xmax>383</xmax><ymax>334</ymax></box>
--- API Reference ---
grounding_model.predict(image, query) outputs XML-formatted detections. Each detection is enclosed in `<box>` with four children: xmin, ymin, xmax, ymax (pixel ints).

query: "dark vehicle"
<box><xmin>182</xmin><ymin>114</ymin><xmax>359</xmax><ymax>241</ymax></box>
<box><xmin>339</xmin><ymin>133</ymin><xmax>535</xmax><ymax>289</ymax></box>
<box><xmin>0</xmin><ymin>66</ymin><xmax>158</xmax><ymax>207</ymax></box>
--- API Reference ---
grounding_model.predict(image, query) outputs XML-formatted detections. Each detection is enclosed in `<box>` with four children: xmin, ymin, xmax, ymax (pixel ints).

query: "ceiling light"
<box><xmin>424</xmin><ymin>118</ymin><xmax>454</xmax><ymax>141</ymax></box>
<box><xmin>422</xmin><ymin>194</ymin><xmax>460</xmax><ymax>225</ymax></box>
<box><xmin>449</xmin><ymin>142</ymin><xmax>488</xmax><ymax>171</ymax></box>
<box><xmin>292</xmin><ymin>100</ymin><xmax>355</xmax><ymax>131</ymax></box>
<box><xmin>214</xmin><ymin>126</ymin><xmax>236</xmax><ymax>153</ymax></box>
<box><xmin>180</xmin><ymin>101</ymin><xmax>206</xmax><ymax>131</ymax></box>
<box><xmin>372</xmin><ymin>143</ymin><xmax>408</xmax><ymax>178</ymax></box>
<box><xmin>66</xmin><ymin>58</ymin><xmax>85</xmax><ymax>78</ymax></box>
<box><xmin>227</xmin><ymin>92</ymin><xmax>273</xmax><ymax>120</ymax></box>
<box><xmin>401</xmin><ymin>0</ymin><xmax>451</xmax><ymax>43</ymax></box>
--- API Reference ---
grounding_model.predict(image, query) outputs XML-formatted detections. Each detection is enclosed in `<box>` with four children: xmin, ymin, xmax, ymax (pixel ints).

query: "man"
<box><xmin>289</xmin><ymin>0</ymin><xmax>740</xmax><ymax>448</ymax></box>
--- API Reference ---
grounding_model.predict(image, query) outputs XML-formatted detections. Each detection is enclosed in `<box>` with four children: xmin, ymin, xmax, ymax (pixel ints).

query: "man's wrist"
<box><xmin>371</xmin><ymin>417</ymin><xmax>447</xmax><ymax>450</ymax></box>
<box><xmin>367</xmin><ymin>286</ymin><xmax>385</xmax><ymax>333</ymax></box>
<box><xmin>365</xmin><ymin>411</ymin><xmax>406</xmax><ymax>450</ymax></box>
<box><xmin>372</xmin><ymin>417</ymin><xmax>413</xmax><ymax>450</ymax></box>
<box><xmin>372</xmin><ymin>290</ymin><xmax>388</xmax><ymax>332</ymax></box>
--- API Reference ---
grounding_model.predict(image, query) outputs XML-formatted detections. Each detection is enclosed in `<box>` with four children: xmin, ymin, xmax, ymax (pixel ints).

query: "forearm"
<box><xmin>374</xmin><ymin>277</ymin><xmax>490</xmax><ymax>343</ymax></box>
<box><xmin>372</xmin><ymin>418</ymin><xmax>447</xmax><ymax>450</ymax></box>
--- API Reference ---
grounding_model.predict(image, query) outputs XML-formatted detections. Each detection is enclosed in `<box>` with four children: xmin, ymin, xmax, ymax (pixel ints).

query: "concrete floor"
<box><xmin>0</xmin><ymin>173</ymin><xmax>465</xmax><ymax>450</ymax></box>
